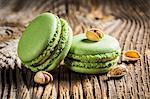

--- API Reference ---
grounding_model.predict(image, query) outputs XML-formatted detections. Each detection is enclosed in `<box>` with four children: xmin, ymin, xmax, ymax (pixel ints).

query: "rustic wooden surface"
<box><xmin>0</xmin><ymin>0</ymin><xmax>150</xmax><ymax>98</ymax></box>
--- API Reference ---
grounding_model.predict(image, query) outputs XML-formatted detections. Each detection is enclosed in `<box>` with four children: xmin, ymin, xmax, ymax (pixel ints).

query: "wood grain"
<box><xmin>0</xmin><ymin>0</ymin><xmax>150</xmax><ymax>98</ymax></box>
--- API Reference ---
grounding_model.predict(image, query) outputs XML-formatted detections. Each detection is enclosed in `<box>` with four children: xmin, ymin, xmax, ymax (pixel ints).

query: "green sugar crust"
<box><xmin>70</xmin><ymin>33</ymin><xmax>121</xmax><ymax>55</ymax></box>
<box><xmin>25</xmin><ymin>19</ymin><xmax>72</xmax><ymax>72</ymax></box>
<box><xmin>65</xmin><ymin>58</ymin><xmax>117</xmax><ymax>69</ymax></box>
<box><xmin>25</xmin><ymin>16</ymin><xmax>62</xmax><ymax>66</ymax></box>
<box><xmin>18</xmin><ymin>13</ymin><xmax>57</xmax><ymax>62</ymax></box>
<box><xmin>67</xmin><ymin>50</ymin><xmax>120</xmax><ymax>62</ymax></box>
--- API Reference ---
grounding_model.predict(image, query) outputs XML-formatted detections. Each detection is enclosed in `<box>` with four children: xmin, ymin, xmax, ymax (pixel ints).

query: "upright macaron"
<box><xmin>17</xmin><ymin>13</ymin><xmax>73</xmax><ymax>72</ymax></box>
<box><xmin>65</xmin><ymin>33</ymin><xmax>121</xmax><ymax>74</ymax></box>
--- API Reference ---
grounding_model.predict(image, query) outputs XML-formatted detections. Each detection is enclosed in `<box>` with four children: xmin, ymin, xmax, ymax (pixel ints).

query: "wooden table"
<box><xmin>0</xmin><ymin>0</ymin><xmax>150</xmax><ymax>98</ymax></box>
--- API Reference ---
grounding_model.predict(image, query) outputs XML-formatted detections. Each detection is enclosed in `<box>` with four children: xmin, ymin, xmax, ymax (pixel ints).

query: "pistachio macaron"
<box><xmin>65</xmin><ymin>33</ymin><xmax>121</xmax><ymax>74</ymax></box>
<box><xmin>17</xmin><ymin>13</ymin><xmax>73</xmax><ymax>72</ymax></box>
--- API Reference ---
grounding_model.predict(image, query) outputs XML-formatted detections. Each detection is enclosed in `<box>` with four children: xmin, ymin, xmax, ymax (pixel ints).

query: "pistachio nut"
<box><xmin>123</xmin><ymin>50</ymin><xmax>141</xmax><ymax>61</ymax></box>
<box><xmin>107</xmin><ymin>64</ymin><xmax>128</xmax><ymax>78</ymax></box>
<box><xmin>34</xmin><ymin>71</ymin><xmax>53</xmax><ymax>84</ymax></box>
<box><xmin>86</xmin><ymin>28</ymin><xmax>104</xmax><ymax>42</ymax></box>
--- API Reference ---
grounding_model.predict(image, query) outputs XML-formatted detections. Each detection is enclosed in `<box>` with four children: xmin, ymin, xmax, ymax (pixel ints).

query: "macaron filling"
<box><xmin>65</xmin><ymin>58</ymin><xmax>117</xmax><ymax>69</ymax></box>
<box><xmin>45</xmin><ymin>25</ymin><xmax>73</xmax><ymax>71</ymax></box>
<box><xmin>67</xmin><ymin>51</ymin><xmax>120</xmax><ymax>62</ymax></box>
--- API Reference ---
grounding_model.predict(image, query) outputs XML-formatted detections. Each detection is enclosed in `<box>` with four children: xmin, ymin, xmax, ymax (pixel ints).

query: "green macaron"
<box><xmin>17</xmin><ymin>13</ymin><xmax>73</xmax><ymax>72</ymax></box>
<box><xmin>65</xmin><ymin>33</ymin><xmax>121</xmax><ymax>74</ymax></box>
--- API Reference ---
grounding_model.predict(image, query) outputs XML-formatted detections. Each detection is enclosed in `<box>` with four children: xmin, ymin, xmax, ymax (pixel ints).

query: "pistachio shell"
<box><xmin>34</xmin><ymin>71</ymin><xmax>53</xmax><ymax>84</ymax></box>
<box><xmin>123</xmin><ymin>50</ymin><xmax>141</xmax><ymax>61</ymax></box>
<box><xmin>107</xmin><ymin>64</ymin><xmax>128</xmax><ymax>78</ymax></box>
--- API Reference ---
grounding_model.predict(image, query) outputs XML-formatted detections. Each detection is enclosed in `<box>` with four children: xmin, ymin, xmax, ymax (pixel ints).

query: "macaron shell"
<box><xmin>18</xmin><ymin>13</ymin><xmax>57</xmax><ymax>62</ymax></box>
<box><xmin>25</xmin><ymin>16</ymin><xmax>62</xmax><ymax>66</ymax></box>
<box><xmin>70</xmin><ymin>33</ymin><xmax>120</xmax><ymax>55</ymax></box>
<box><xmin>24</xmin><ymin>18</ymin><xmax>72</xmax><ymax>72</ymax></box>
<box><xmin>66</xmin><ymin>65</ymin><xmax>111</xmax><ymax>74</ymax></box>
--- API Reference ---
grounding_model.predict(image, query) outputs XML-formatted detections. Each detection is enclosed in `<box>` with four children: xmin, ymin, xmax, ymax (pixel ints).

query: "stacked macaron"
<box><xmin>65</xmin><ymin>33</ymin><xmax>121</xmax><ymax>74</ymax></box>
<box><xmin>17</xmin><ymin>13</ymin><xmax>73</xmax><ymax>72</ymax></box>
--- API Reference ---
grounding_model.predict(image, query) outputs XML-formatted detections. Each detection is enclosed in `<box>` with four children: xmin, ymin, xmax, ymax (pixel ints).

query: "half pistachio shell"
<box><xmin>107</xmin><ymin>64</ymin><xmax>128</xmax><ymax>78</ymax></box>
<box><xmin>123</xmin><ymin>50</ymin><xmax>141</xmax><ymax>61</ymax></box>
<box><xmin>86</xmin><ymin>28</ymin><xmax>104</xmax><ymax>42</ymax></box>
<box><xmin>34</xmin><ymin>71</ymin><xmax>53</xmax><ymax>84</ymax></box>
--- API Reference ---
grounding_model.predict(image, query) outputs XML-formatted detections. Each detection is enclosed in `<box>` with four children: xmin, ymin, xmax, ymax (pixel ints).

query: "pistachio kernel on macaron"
<box><xmin>86</xmin><ymin>28</ymin><xmax>104</xmax><ymax>42</ymax></box>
